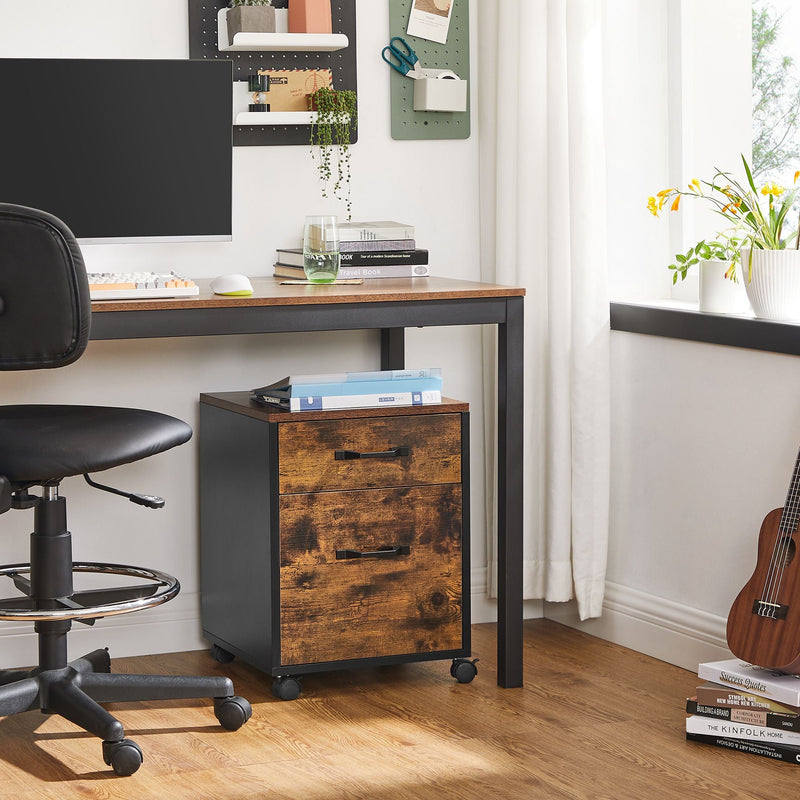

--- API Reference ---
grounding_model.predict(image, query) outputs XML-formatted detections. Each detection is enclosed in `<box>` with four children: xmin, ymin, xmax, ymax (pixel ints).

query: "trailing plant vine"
<box><xmin>308</xmin><ymin>87</ymin><xmax>357</xmax><ymax>219</ymax></box>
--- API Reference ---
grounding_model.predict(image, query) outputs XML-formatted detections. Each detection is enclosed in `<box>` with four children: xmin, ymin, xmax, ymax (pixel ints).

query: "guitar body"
<box><xmin>726</xmin><ymin>508</ymin><xmax>800</xmax><ymax>672</ymax></box>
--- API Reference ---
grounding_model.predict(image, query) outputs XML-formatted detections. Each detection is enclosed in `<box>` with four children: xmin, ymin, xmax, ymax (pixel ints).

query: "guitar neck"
<box><xmin>780</xmin><ymin>446</ymin><xmax>800</xmax><ymax>534</ymax></box>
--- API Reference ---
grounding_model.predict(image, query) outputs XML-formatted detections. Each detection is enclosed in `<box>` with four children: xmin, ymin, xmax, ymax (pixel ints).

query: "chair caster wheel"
<box><xmin>209</xmin><ymin>644</ymin><xmax>235</xmax><ymax>663</ymax></box>
<box><xmin>214</xmin><ymin>696</ymin><xmax>252</xmax><ymax>730</ymax></box>
<box><xmin>271</xmin><ymin>675</ymin><xmax>302</xmax><ymax>701</ymax></box>
<box><xmin>102</xmin><ymin>738</ymin><xmax>143</xmax><ymax>776</ymax></box>
<box><xmin>450</xmin><ymin>658</ymin><xmax>479</xmax><ymax>684</ymax></box>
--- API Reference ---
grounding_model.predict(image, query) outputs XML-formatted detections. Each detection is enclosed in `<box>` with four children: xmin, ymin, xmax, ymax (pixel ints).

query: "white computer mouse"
<box><xmin>210</xmin><ymin>274</ymin><xmax>254</xmax><ymax>296</ymax></box>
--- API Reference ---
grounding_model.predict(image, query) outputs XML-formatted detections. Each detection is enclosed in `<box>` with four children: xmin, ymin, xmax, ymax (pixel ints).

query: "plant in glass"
<box><xmin>308</xmin><ymin>86</ymin><xmax>357</xmax><ymax>220</ymax></box>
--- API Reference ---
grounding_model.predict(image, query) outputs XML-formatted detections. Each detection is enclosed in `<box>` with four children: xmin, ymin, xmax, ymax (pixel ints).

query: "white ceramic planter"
<box><xmin>698</xmin><ymin>259</ymin><xmax>749</xmax><ymax>314</ymax></box>
<box><xmin>740</xmin><ymin>248</ymin><xmax>800</xmax><ymax>321</ymax></box>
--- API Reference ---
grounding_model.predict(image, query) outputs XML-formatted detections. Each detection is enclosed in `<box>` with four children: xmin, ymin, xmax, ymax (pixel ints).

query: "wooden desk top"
<box><xmin>90</xmin><ymin>276</ymin><xmax>525</xmax><ymax>313</ymax></box>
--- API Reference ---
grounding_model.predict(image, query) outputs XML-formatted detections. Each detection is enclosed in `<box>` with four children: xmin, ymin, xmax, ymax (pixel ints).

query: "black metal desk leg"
<box><xmin>497</xmin><ymin>296</ymin><xmax>524</xmax><ymax>687</ymax></box>
<box><xmin>380</xmin><ymin>328</ymin><xmax>405</xmax><ymax>370</ymax></box>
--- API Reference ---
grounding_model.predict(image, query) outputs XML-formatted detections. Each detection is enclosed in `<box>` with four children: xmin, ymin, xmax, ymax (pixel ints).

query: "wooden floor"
<box><xmin>1</xmin><ymin>619</ymin><xmax>798</xmax><ymax>799</ymax></box>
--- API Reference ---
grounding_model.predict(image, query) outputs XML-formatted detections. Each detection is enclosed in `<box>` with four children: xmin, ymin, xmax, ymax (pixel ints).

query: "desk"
<box><xmin>90</xmin><ymin>277</ymin><xmax>525</xmax><ymax>688</ymax></box>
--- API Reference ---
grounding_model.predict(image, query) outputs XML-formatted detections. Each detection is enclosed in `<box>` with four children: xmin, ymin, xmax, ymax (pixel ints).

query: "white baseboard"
<box><xmin>544</xmin><ymin>581</ymin><xmax>733</xmax><ymax>671</ymax></box>
<box><xmin>469</xmin><ymin>566</ymin><xmax>544</xmax><ymax>624</ymax></box>
<box><xmin>0</xmin><ymin>591</ymin><xmax>207</xmax><ymax>670</ymax></box>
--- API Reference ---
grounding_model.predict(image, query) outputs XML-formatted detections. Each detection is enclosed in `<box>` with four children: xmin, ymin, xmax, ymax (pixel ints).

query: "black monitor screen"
<box><xmin>0</xmin><ymin>58</ymin><xmax>232</xmax><ymax>243</ymax></box>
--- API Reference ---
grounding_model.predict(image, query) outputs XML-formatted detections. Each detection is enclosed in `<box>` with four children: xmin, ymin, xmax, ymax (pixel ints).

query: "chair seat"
<box><xmin>0</xmin><ymin>405</ymin><xmax>192</xmax><ymax>483</ymax></box>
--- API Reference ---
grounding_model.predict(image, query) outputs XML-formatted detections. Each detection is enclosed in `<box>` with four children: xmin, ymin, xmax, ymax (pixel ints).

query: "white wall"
<box><xmin>603</xmin><ymin>0</ymin><xmax>672</xmax><ymax>302</ymax></box>
<box><xmin>550</xmin><ymin>331</ymin><xmax>800</xmax><ymax>671</ymax></box>
<box><xmin>0</xmin><ymin>0</ymin><xmax>501</xmax><ymax>667</ymax></box>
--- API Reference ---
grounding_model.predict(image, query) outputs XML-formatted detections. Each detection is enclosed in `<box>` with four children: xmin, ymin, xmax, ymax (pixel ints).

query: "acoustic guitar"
<box><xmin>727</xmin><ymin>446</ymin><xmax>800</xmax><ymax>672</ymax></box>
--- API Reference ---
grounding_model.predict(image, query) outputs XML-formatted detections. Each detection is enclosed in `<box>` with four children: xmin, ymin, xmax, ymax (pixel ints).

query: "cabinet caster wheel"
<box><xmin>271</xmin><ymin>675</ymin><xmax>302</xmax><ymax>701</ymax></box>
<box><xmin>209</xmin><ymin>644</ymin><xmax>235</xmax><ymax>663</ymax></box>
<box><xmin>450</xmin><ymin>658</ymin><xmax>479</xmax><ymax>684</ymax></box>
<box><xmin>102</xmin><ymin>738</ymin><xmax>143</xmax><ymax>777</ymax></box>
<box><xmin>214</xmin><ymin>696</ymin><xmax>252</xmax><ymax>730</ymax></box>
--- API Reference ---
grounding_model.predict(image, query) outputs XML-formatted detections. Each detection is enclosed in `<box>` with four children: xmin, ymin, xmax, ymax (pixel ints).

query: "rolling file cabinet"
<box><xmin>198</xmin><ymin>392</ymin><xmax>475</xmax><ymax>698</ymax></box>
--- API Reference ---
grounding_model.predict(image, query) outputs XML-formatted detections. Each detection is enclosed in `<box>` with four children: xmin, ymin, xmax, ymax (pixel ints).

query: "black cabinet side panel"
<box><xmin>199</xmin><ymin>402</ymin><xmax>275</xmax><ymax>671</ymax></box>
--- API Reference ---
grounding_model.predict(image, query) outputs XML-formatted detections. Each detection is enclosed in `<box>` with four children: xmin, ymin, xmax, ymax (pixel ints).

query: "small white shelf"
<box><xmin>224</xmin><ymin>32</ymin><xmax>349</xmax><ymax>52</ymax></box>
<box><xmin>235</xmin><ymin>111</ymin><xmax>318</xmax><ymax>126</ymax></box>
<box><xmin>218</xmin><ymin>9</ymin><xmax>348</xmax><ymax>52</ymax></box>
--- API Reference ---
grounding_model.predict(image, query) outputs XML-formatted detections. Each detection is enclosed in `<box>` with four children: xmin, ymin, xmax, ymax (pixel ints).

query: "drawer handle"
<box><xmin>335</xmin><ymin>446</ymin><xmax>410</xmax><ymax>461</ymax></box>
<box><xmin>336</xmin><ymin>545</ymin><xmax>411</xmax><ymax>560</ymax></box>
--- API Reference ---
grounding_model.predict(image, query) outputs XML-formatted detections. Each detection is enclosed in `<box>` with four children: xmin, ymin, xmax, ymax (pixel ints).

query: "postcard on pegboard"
<box><xmin>257</xmin><ymin>68</ymin><xmax>332</xmax><ymax>111</ymax></box>
<box><xmin>406</xmin><ymin>0</ymin><xmax>454</xmax><ymax>44</ymax></box>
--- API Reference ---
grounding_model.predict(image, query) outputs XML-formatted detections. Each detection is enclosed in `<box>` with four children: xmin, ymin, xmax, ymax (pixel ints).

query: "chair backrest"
<box><xmin>0</xmin><ymin>204</ymin><xmax>91</xmax><ymax>371</ymax></box>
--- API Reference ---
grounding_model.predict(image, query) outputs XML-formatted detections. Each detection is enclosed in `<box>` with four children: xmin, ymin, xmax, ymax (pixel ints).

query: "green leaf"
<box><xmin>742</xmin><ymin>154</ymin><xmax>758</xmax><ymax>193</ymax></box>
<box><xmin>774</xmin><ymin>192</ymin><xmax>798</xmax><ymax>235</ymax></box>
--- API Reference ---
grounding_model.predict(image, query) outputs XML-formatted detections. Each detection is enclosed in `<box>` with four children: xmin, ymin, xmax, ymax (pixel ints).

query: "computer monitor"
<box><xmin>0</xmin><ymin>58</ymin><xmax>233</xmax><ymax>244</ymax></box>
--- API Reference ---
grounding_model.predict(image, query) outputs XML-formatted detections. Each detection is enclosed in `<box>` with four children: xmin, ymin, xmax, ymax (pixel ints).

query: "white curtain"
<box><xmin>478</xmin><ymin>0</ymin><xmax>610</xmax><ymax>620</ymax></box>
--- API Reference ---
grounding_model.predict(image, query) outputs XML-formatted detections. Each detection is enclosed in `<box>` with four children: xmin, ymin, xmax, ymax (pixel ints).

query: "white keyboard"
<box><xmin>87</xmin><ymin>271</ymin><xmax>199</xmax><ymax>300</ymax></box>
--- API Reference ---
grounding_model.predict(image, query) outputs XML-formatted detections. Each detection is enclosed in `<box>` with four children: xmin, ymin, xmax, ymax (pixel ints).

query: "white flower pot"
<box><xmin>740</xmin><ymin>248</ymin><xmax>800</xmax><ymax>321</ymax></box>
<box><xmin>698</xmin><ymin>259</ymin><xmax>749</xmax><ymax>314</ymax></box>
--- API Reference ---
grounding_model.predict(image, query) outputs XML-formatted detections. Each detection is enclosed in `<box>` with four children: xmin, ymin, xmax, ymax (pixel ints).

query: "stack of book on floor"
<box><xmin>274</xmin><ymin>220</ymin><xmax>430</xmax><ymax>280</ymax></box>
<box><xmin>686</xmin><ymin>657</ymin><xmax>800</xmax><ymax>763</ymax></box>
<box><xmin>250</xmin><ymin>367</ymin><xmax>442</xmax><ymax>411</ymax></box>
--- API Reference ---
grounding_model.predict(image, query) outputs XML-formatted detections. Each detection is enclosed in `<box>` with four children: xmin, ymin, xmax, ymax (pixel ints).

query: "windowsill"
<box><xmin>610</xmin><ymin>299</ymin><xmax>800</xmax><ymax>357</ymax></box>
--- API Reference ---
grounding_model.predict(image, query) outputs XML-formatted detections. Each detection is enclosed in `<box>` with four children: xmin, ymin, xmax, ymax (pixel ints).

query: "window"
<box><xmin>606</xmin><ymin>0</ymin><xmax>751</xmax><ymax>305</ymax></box>
<box><xmin>607</xmin><ymin>0</ymin><xmax>800</xmax><ymax>354</ymax></box>
<box><xmin>752</xmin><ymin>0</ymin><xmax>800</xmax><ymax>189</ymax></box>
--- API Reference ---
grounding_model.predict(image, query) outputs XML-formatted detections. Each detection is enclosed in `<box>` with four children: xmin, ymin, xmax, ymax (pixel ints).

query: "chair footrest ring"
<box><xmin>0</xmin><ymin>562</ymin><xmax>180</xmax><ymax>622</ymax></box>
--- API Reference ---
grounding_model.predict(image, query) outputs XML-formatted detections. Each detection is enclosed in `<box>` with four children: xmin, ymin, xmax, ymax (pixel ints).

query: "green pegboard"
<box><xmin>388</xmin><ymin>0</ymin><xmax>470</xmax><ymax>140</ymax></box>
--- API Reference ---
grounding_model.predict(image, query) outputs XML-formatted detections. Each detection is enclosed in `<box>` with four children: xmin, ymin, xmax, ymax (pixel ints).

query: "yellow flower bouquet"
<box><xmin>648</xmin><ymin>155</ymin><xmax>800</xmax><ymax>282</ymax></box>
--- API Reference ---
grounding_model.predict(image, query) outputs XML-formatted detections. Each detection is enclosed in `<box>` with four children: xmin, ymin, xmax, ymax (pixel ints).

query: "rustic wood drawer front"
<box><xmin>279</xmin><ymin>484</ymin><xmax>463</xmax><ymax>666</ymax></box>
<box><xmin>278</xmin><ymin>413</ymin><xmax>462</xmax><ymax>494</ymax></box>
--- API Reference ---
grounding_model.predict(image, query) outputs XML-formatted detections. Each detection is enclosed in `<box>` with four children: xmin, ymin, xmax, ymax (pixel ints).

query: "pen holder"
<box><xmin>413</xmin><ymin>76</ymin><xmax>467</xmax><ymax>113</ymax></box>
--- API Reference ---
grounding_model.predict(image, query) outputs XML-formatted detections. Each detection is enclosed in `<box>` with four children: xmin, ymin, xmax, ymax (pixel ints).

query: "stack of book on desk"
<box><xmin>251</xmin><ymin>367</ymin><xmax>443</xmax><ymax>411</ymax></box>
<box><xmin>274</xmin><ymin>221</ymin><xmax>430</xmax><ymax>280</ymax></box>
<box><xmin>685</xmin><ymin>657</ymin><xmax>800</xmax><ymax>763</ymax></box>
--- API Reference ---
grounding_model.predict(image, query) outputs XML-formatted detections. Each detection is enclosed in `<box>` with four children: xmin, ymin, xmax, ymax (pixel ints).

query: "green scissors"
<box><xmin>381</xmin><ymin>37</ymin><xmax>426</xmax><ymax>79</ymax></box>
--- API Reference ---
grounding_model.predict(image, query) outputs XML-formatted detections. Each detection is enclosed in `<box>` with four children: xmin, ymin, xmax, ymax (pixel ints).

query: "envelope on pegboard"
<box><xmin>257</xmin><ymin>68</ymin><xmax>332</xmax><ymax>112</ymax></box>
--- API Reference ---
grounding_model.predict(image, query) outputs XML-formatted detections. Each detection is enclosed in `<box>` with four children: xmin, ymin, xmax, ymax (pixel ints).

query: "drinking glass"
<box><xmin>303</xmin><ymin>215</ymin><xmax>340</xmax><ymax>283</ymax></box>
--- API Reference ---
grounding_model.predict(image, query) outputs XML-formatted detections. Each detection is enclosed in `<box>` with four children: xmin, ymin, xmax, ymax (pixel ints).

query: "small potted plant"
<box><xmin>666</xmin><ymin>235</ymin><xmax>740</xmax><ymax>285</ymax></box>
<box><xmin>666</xmin><ymin>235</ymin><xmax>748</xmax><ymax>314</ymax></box>
<box><xmin>227</xmin><ymin>0</ymin><xmax>276</xmax><ymax>40</ymax></box>
<box><xmin>308</xmin><ymin>86</ymin><xmax>357</xmax><ymax>219</ymax></box>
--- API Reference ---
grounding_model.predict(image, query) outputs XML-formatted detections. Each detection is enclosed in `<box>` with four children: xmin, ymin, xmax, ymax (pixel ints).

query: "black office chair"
<box><xmin>0</xmin><ymin>204</ymin><xmax>251</xmax><ymax>776</ymax></box>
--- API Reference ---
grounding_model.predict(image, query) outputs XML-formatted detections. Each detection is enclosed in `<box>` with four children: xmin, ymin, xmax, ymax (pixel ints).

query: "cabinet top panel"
<box><xmin>200</xmin><ymin>392</ymin><xmax>468</xmax><ymax>422</ymax></box>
